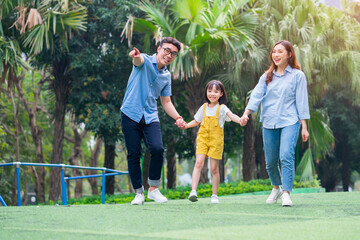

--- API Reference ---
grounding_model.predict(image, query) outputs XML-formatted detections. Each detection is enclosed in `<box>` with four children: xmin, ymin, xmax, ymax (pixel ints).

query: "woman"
<box><xmin>240</xmin><ymin>40</ymin><xmax>310</xmax><ymax>207</ymax></box>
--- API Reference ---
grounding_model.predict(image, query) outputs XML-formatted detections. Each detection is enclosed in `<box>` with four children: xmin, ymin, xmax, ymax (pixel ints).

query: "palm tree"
<box><xmin>342</xmin><ymin>0</ymin><xmax>360</xmax><ymax>22</ymax></box>
<box><xmin>258</xmin><ymin>0</ymin><xmax>360</xmax><ymax>186</ymax></box>
<box><xmin>123</xmin><ymin>0</ymin><xmax>259</xmax><ymax>184</ymax></box>
<box><xmin>2</xmin><ymin>0</ymin><xmax>87</xmax><ymax>201</ymax></box>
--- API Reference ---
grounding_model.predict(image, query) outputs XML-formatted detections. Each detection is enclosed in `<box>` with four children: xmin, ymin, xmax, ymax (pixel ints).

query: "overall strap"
<box><xmin>202</xmin><ymin>103</ymin><xmax>207</xmax><ymax>116</ymax></box>
<box><xmin>216</xmin><ymin>104</ymin><xmax>222</xmax><ymax>118</ymax></box>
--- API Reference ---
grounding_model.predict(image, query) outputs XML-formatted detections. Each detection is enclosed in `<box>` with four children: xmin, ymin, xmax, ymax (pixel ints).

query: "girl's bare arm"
<box><xmin>185</xmin><ymin>120</ymin><xmax>200</xmax><ymax>129</ymax></box>
<box><xmin>226</xmin><ymin>111</ymin><xmax>241</xmax><ymax>124</ymax></box>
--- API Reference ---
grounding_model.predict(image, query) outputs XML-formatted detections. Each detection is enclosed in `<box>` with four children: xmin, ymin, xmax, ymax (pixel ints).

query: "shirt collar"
<box><xmin>273</xmin><ymin>65</ymin><xmax>293</xmax><ymax>76</ymax></box>
<box><xmin>151</xmin><ymin>53</ymin><xmax>167</xmax><ymax>72</ymax></box>
<box><xmin>285</xmin><ymin>65</ymin><xmax>293</xmax><ymax>73</ymax></box>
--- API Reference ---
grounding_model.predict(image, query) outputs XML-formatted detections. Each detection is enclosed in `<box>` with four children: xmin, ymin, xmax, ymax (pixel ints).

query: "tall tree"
<box><xmin>68</xmin><ymin>0</ymin><xmax>139</xmax><ymax>194</ymax></box>
<box><xmin>8</xmin><ymin>0</ymin><xmax>88</xmax><ymax>201</ymax></box>
<box><xmin>2</xmin><ymin>1</ymin><xmax>47</xmax><ymax>203</ymax></box>
<box><xmin>15</xmin><ymin>70</ymin><xmax>49</xmax><ymax>203</ymax></box>
<box><xmin>124</xmin><ymin>0</ymin><xmax>259</xmax><ymax>183</ymax></box>
<box><xmin>255</xmin><ymin>0</ymin><xmax>360</xmax><ymax>188</ymax></box>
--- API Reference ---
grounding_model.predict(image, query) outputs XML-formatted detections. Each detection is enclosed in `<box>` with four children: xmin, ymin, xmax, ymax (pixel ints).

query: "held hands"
<box><xmin>239</xmin><ymin>114</ymin><xmax>249</xmax><ymax>126</ymax></box>
<box><xmin>175</xmin><ymin>117</ymin><xmax>187</xmax><ymax>129</ymax></box>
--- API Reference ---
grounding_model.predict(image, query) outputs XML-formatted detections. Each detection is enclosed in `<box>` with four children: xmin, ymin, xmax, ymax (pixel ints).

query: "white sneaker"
<box><xmin>266</xmin><ymin>187</ymin><xmax>283</xmax><ymax>204</ymax></box>
<box><xmin>210</xmin><ymin>194</ymin><xmax>219</xmax><ymax>204</ymax></box>
<box><xmin>147</xmin><ymin>188</ymin><xmax>168</xmax><ymax>203</ymax></box>
<box><xmin>282</xmin><ymin>192</ymin><xmax>293</xmax><ymax>207</ymax></box>
<box><xmin>188</xmin><ymin>190</ymin><xmax>198</xmax><ymax>202</ymax></box>
<box><xmin>131</xmin><ymin>193</ymin><xmax>145</xmax><ymax>205</ymax></box>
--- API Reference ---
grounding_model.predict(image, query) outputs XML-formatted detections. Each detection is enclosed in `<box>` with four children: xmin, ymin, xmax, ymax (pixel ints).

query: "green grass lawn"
<box><xmin>1</xmin><ymin>192</ymin><xmax>359</xmax><ymax>240</ymax></box>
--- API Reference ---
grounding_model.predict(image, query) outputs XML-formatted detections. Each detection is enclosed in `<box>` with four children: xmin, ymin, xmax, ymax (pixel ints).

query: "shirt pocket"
<box><xmin>150</xmin><ymin>78</ymin><xmax>168</xmax><ymax>99</ymax></box>
<box><xmin>284</xmin><ymin>79</ymin><xmax>296</xmax><ymax>101</ymax></box>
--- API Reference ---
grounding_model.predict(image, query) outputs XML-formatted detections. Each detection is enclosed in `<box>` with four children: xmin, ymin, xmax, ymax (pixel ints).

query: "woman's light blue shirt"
<box><xmin>120</xmin><ymin>53</ymin><xmax>172</xmax><ymax>124</ymax></box>
<box><xmin>246</xmin><ymin>65</ymin><xmax>310</xmax><ymax>129</ymax></box>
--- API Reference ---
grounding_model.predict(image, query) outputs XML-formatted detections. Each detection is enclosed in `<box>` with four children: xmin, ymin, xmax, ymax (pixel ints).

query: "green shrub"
<box><xmin>50</xmin><ymin>177</ymin><xmax>320</xmax><ymax>205</ymax></box>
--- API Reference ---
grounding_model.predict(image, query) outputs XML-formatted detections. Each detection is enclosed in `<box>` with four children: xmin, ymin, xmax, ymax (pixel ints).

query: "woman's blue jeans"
<box><xmin>121</xmin><ymin>112</ymin><xmax>164</xmax><ymax>193</ymax></box>
<box><xmin>262</xmin><ymin>121</ymin><xmax>300</xmax><ymax>192</ymax></box>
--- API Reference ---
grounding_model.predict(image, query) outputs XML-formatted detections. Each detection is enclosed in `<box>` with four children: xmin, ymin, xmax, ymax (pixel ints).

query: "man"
<box><xmin>121</xmin><ymin>37</ymin><xmax>186</xmax><ymax>205</ymax></box>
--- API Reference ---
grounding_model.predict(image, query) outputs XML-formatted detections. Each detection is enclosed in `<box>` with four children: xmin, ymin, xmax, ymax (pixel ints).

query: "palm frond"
<box><xmin>296</xmin><ymin>148</ymin><xmax>316</xmax><ymax>181</ymax></box>
<box><xmin>139</xmin><ymin>0</ymin><xmax>173</xmax><ymax>36</ymax></box>
<box><xmin>170</xmin><ymin>47</ymin><xmax>198</xmax><ymax>80</ymax></box>
<box><xmin>21</xmin><ymin>1</ymin><xmax>87</xmax><ymax>55</ymax></box>
<box><xmin>174</xmin><ymin>0</ymin><xmax>204</xmax><ymax>24</ymax></box>
<box><xmin>0</xmin><ymin>37</ymin><xmax>31</xmax><ymax>87</ymax></box>
<box><xmin>0</xmin><ymin>0</ymin><xmax>16</xmax><ymax>20</ymax></box>
<box><xmin>307</xmin><ymin>109</ymin><xmax>334</xmax><ymax>160</ymax></box>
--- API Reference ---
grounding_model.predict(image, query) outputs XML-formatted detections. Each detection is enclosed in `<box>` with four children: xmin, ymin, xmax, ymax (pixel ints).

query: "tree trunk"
<box><xmin>16</xmin><ymin>73</ymin><xmax>46</xmax><ymax>203</ymax></box>
<box><xmin>66</xmin><ymin>116</ymin><xmax>87</xmax><ymax>199</ymax></box>
<box><xmin>184</xmin><ymin>77</ymin><xmax>204</xmax><ymax>117</ymax></box>
<box><xmin>49</xmin><ymin>98</ymin><xmax>67</xmax><ymax>201</ymax></box>
<box><xmin>128</xmin><ymin>174</ymin><xmax>134</xmax><ymax>193</ymax></box>
<box><xmin>242</xmin><ymin>115</ymin><xmax>256</xmax><ymax>181</ymax></box>
<box><xmin>317</xmin><ymin>156</ymin><xmax>339</xmax><ymax>192</ymax></box>
<box><xmin>84</xmin><ymin>137</ymin><xmax>103</xmax><ymax>195</ymax></box>
<box><xmin>11</xmin><ymin>90</ymin><xmax>20</xmax><ymax>163</ymax></box>
<box><xmin>341</xmin><ymin>154</ymin><xmax>350</xmax><ymax>192</ymax></box>
<box><xmin>12</xmin><ymin>172</ymin><xmax>17</xmax><ymax>206</ymax></box>
<box><xmin>142</xmin><ymin>150</ymin><xmax>150</xmax><ymax>190</ymax></box>
<box><xmin>166</xmin><ymin>139</ymin><xmax>177</xmax><ymax>189</ymax></box>
<box><xmin>32</xmin><ymin>165</ymin><xmax>45</xmax><ymax>203</ymax></box>
<box><xmin>104</xmin><ymin>143</ymin><xmax>116</xmax><ymax>194</ymax></box>
<box><xmin>11</xmin><ymin>91</ymin><xmax>20</xmax><ymax>205</ymax></box>
<box><xmin>21</xmin><ymin>181</ymin><xmax>27</xmax><ymax>206</ymax></box>
<box><xmin>67</xmin><ymin>179</ymin><xmax>71</xmax><ymax>200</ymax></box>
<box><xmin>219</xmin><ymin>154</ymin><xmax>225</xmax><ymax>183</ymax></box>
<box><xmin>182</xmin><ymin>75</ymin><xmax>209</xmax><ymax>183</ymax></box>
<box><xmin>200</xmin><ymin>157</ymin><xmax>209</xmax><ymax>183</ymax></box>
<box><xmin>68</xmin><ymin>143</ymin><xmax>83</xmax><ymax>199</ymax></box>
<box><xmin>336</xmin><ymin>132</ymin><xmax>351</xmax><ymax>191</ymax></box>
<box><xmin>49</xmin><ymin>58</ymin><xmax>71</xmax><ymax>202</ymax></box>
<box><xmin>255</xmin><ymin>129</ymin><xmax>268</xmax><ymax>179</ymax></box>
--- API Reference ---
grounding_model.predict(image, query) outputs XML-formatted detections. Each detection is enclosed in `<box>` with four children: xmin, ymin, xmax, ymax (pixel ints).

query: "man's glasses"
<box><xmin>162</xmin><ymin>47</ymin><xmax>178</xmax><ymax>58</ymax></box>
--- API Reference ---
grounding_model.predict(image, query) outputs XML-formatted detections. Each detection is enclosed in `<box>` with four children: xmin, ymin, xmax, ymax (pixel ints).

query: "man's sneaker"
<box><xmin>131</xmin><ymin>193</ymin><xmax>145</xmax><ymax>205</ymax></box>
<box><xmin>147</xmin><ymin>188</ymin><xmax>168</xmax><ymax>203</ymax></box>
<box><xmin>210</xmin><ymin>194</ymin><xmax>219</xmax><ymax>204</ymax></box>
<box><xmin>188</xmin><ymin>190</ymin><xmax>198</xmax><ymax>202</ymax></box>
<box><xmin>282</xmin><ymin>192</ymin><xmax>293</xmax><ymax>207</ymax></box>
<box><xmin>266</xmin><ymin>187</ymin><xmax>283</xmax><ymax>204</ymax></box>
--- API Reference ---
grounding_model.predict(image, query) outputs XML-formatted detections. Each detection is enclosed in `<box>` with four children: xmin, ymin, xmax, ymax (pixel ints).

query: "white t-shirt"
<box><xmin>194</xmin><ymin>103</ymin><xmax>231</xmax><ymax>128</ymax></box>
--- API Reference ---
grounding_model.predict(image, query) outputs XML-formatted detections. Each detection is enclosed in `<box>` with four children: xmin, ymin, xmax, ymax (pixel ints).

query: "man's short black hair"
<box><xmin>160</xmin><ymin>37</ymin><xmax>181</xmax><ymax>52</ymax></box>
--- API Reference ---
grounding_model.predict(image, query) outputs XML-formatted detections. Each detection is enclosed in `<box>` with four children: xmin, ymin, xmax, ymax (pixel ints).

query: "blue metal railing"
<box><xmin>0</xmin><ymin>162</ymin><xmax>128</xmax><ymax>207</ymax></box>
<box><xmin>0</xmin><ymin>195</ymin><xmax>7</xmax><ymax>206</ymax></box>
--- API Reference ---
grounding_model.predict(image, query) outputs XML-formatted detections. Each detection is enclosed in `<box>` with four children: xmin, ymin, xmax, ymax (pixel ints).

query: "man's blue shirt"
<box><xmin>246</xmin><ymin>65</ymin><xmax>310</xmax><ymax>129</ymax></box>
<box><xmin>121</xmin><ymin>53</ymin><xmax>172</xmax><ymax>124</ymax></box>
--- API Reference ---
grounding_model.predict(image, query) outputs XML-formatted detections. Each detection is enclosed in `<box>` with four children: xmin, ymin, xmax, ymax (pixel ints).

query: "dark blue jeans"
<box><xmin>121</xmin><ymin>112</ymin><xmax>164</xmax><ymax>193</ymax></box>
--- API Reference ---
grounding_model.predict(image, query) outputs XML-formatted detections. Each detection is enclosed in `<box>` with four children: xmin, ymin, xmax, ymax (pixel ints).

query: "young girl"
<box><xmin>184</xmin><ymin>80</ymin><xmax>242</xmax><ymax>203</ymax></box>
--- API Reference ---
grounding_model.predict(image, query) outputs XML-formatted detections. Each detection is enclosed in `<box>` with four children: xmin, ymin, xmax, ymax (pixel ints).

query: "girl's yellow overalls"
<box><xmin>196</xmin><ymin>103</ymin><xmax>224</xmax><ymax>160</ymax></box>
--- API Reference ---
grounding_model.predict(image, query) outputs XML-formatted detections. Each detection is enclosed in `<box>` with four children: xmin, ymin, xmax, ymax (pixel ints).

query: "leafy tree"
<box><xmin>321</xmin><ymin>90</ymin><xmax>360</xmax><ymax>191</ymax></box>
<box><xmin>1</xmin><ymin>0</ymin><xmax>87</xmax><ymax>201</ymax></box>
<box><xmin>68</xmin><ymin>0</ymin><xmax>140</xmax><ymax>194</ymax></box>
<box><xmin>254</xmin><ymin>0</ymin><xmax>360</xmax><ymax>190</ymax></box>
<box><xmin>342</xmin><ymin>0</ymin><xmax>360</xmax><ymax>22</ymax></box>
<box><xmin>0</xmin><ymin>69</ymin><xmax>56</xmax><ymax>205</ymax></box>
<box><xmin>124</xmin><ymin>0</ymin><xmax>259</xmax><ymax>183</ymax></box>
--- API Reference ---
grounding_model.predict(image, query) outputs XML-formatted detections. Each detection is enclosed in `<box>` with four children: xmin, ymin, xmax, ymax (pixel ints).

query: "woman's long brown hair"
<box><xmin>265</xmin><ymin>40</ymin><xmax>300</xmax><ymax>85</ymax></box>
